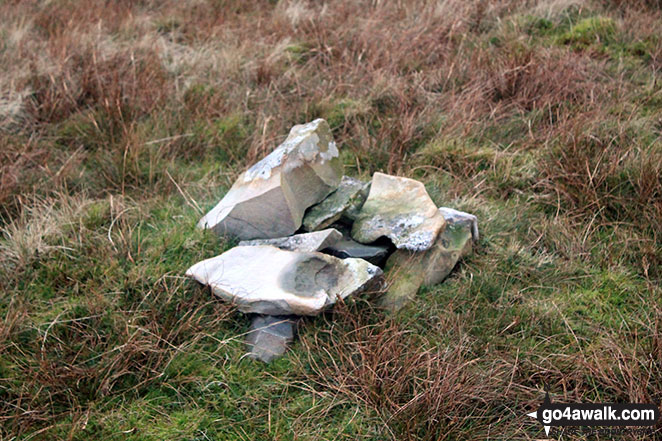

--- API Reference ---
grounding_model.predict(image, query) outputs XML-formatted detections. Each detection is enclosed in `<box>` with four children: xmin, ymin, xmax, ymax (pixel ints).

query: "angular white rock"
<box><xmin>198</xmin><ymin>119</ymin><xmax>343</xmax><ymax>240</ymax></box>
<box><xmin>186</xmin><ymin>245</ymin><xmax>382</xmax><ymax>316</ymax></box>
<box><xmin>351</xmin><ymin>173</ymin><xmax>445</xmax><ymax>251</ymax></box>
<box><xmin>238</xmin><ymin>228</ymin><xmax>342</xmax><ymax>252</ymax></box>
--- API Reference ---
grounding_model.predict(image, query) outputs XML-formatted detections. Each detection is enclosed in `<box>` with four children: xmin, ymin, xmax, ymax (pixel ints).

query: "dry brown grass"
<box><xmin>298</xmin><ymin>301</ymin><xmax>516</xmax><ymax>440</ymax></box>
<box><xmin>0</xmin><ymin>273</ymin><xmax>236</xmax><ymax>435</ymax></box>
<box><xmin>1</xmin><ymin>0</ymin><xmax>661</xmax><ymax>439</ymax></box>
<box><xmin>24</xmin><ymin>45</ymin><xmax>169</xmax><ymax>124</ymax></box>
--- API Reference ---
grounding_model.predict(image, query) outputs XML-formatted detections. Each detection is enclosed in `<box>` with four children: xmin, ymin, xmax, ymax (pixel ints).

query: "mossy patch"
<box><xmin>558</xmin><ymin>17</ymin><xmax>617</xmax><ymax>49</ymax></box>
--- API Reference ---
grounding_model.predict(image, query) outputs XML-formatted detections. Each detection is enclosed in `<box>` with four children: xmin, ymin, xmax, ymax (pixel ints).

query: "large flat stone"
<box><xmin>238</xmin><ymin>228</ymin><xmax>342</xmax><ymax>252</ymax></box>
<box><xmin>351</xmin><ymin>173</ymin><xmax>445</xmax><ymax>251</ymax></box>
<box><xmin>379</xmin><ymin>208</ymin><xmax>477</xmax><ymax>311</ymax></box>
<box><xmin>198</xmin><ymin>119</ymin><xmax>343</xmax><ymax>240</ymax></box>
<box><xmin>186</xmin><ymin>245</ymin><xmax>382</xmax><ymax>316</ymax></box>
<box><xmin>245</xmin><ymin>315</ymin><xmax>296</xmax><ymax>363</ymax></box>
<box><xmin>303</xmin><ymin>176</ymin><xmax>369</xmax><ymax>231</ymax></box>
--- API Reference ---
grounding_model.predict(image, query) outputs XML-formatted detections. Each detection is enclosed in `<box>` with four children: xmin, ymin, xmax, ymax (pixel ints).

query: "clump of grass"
<box><xmin>0</xmin><ymin>135</ymin><xmax>51</xmax><ymax>218</ymax></box>
<box><xmin>1</xmin><ymin>0</ymin><xmax>661</xmax><ymax>439</ymax></box>
<box><xmin>24</xmin><ymin>45</ymin><xmax>169</xmax><ymax>125</ymax></box>
<box><xmin>536</xmin><ymin>115</ymin><xmax>662</xmax><ymax>243</ymax></box>
<box><xmin>0</xmin><ymin>194</ymin><xmax>92</xmax><ymax>269</ymax></box>
<box><xmin>299</xmin><ymin>302</ymin><xmax>512</xmax><ymax>440</ymax></box>
<box><xmin>0</xmin><ymin>196</ymin><xmax>236</xmax><ymax>438</ymax></box>
<box><xmin>558</xmin><ymin>16</ymin><xmax>617</xmax><ymax>48</ymax></box>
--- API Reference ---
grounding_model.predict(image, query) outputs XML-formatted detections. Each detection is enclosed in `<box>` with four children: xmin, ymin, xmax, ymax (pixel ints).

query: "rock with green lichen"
<box><xmin>419</xmin><ymin>221</ymin><xmax>473</xmax><ymax>286</ymax></box>
<box><xmin>302</xmin><ymin>176</ymin><xmax>370</xmax><ymax>231</ymax></box>
<box><xmin>379</xmin><ymin>208</ymin><xmax>477</xmax><ymax>311</ymax></box>
<box><xmin>351</xmin><ymin>173</ymin><xmax>445</xmax><ymax>251</ymax></box>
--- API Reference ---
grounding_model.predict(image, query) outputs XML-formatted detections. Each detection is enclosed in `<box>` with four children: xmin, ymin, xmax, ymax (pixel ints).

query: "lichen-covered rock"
<box><xmin>380</xmin><ymin>208</ymin><xmax>477</xmax><ymax>311</ymax></box>
<box><xmin>303</xmin><ymin>176</ymin><xmax>369</xmax><ymax>231</ymax></box>
<box><xmin>239</xmin><ymin>228</ymin><xmax>342</xmax><ymax>252</ymax></box>
<box><xmin>419</xmin><ymin>218</ymin><xmax>473</xmax><ymax>286</ymax></box>
<box><xmin>198</xmin><ymin>119</ymin><xmax>343</xmax><ymax>240</ymax></box>
<box><xmin>351</xmin><ymin>173</ymin><xmax>445</xmax><ymax>251</ymax></box>
<box><xmin>245</xmin><ymin>315</ymin><xmax>296</xmax><ymax>363</ymax></box>
<box><xmin>438</xmin><ymin>207</ymin><xmax>479</xmax><ymax>242</ymax></box>
<box><xmin>186</xmin><ymin>245</ymin><xmax>382</xmax><ymax>316</ymax></box>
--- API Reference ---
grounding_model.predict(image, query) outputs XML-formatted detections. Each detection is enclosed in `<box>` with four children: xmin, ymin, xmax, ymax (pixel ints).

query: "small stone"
<box><xmin>245</xmin><ymin>315</ymin><xmax>296</xmax><ymax>363</ymax></box>
<box><xmin>198</xmin><ymin>119</ymin><xmax>343</xmax><ymax>240</ymax></box>
<box><xmin>351</xmin><ymin>173</ymin><xmax>445</xmax><ymax>251</ymax></box>
<box><xmin>438</xmin><ymin>207</ymin><xmax>479</xmax><ymax>242</ymax></box>
<box><xmin>186</xmin><ymin>245</ymin><xmax>382</xmax><ymax>316</ymax></box>
<box><xmin>323</xmin><ymin>237</ymin><xmax>392</xmax><ymax>267</ymax></box>
<box><xmin>379</xmin><ymin>208</ymin><xmax>477</xmax><ymax>311</ymax></box>
<box><xmin>239</xmin><ymin>228</ymin><xmax>342</xmax><ymax>252</ymax></box>
<box><xmin>303</xmin><ymin>176</ymin><xmax>370</xmax><ymax>231</ymax></box>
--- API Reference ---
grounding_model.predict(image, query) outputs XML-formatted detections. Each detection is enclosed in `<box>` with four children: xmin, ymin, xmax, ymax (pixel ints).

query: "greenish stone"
<box><xmin>302</xmin><ymin>176</ymin><xmax>369</xmax><ymax>231</ymax></box>
<box><xmin>380</xmin><ymin>257</ymin><xmax>425</xmax><ymax>312</ymax></box>
<box><xmin>379</xmin><ymin>208</ymin><xmax>476</xmax><ymax>311</ymax></box>
<box><xmin>421</xmin><ymin>223</ymin><xmax>472</xmax><ymax>286</ymax></box>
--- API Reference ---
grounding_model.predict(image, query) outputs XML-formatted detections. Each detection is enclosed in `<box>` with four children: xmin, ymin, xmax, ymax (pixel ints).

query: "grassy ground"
<box><xmin>1</xmin><ymin>0</ymin><xmax>661</xmax><ymax>439</ymax></box>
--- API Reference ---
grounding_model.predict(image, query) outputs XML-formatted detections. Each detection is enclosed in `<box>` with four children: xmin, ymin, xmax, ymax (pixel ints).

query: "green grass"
<box><xmin>1</xmin><ymin>0</ymin><xmax>661</xmax><ymax>440</ymax></box>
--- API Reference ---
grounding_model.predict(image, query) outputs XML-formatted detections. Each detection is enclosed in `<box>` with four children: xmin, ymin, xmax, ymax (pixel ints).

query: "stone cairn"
<box><xmin>186</xmin><ymin>119</ymin><xmax>479</xmax><ymax>362</ymax></box>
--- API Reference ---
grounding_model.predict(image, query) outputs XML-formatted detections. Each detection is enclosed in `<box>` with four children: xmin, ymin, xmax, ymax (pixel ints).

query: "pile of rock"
<box><xmin>186</xmin><ymin>119</ymin><xmax>478</xmax><ymax>362</ymax></box>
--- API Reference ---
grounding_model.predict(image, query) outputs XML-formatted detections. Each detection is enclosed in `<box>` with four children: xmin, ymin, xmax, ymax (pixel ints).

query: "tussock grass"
<box><xmin>0</xmin><ymin>194</ymin><xmax>92</xmax><ymax>268</ymax></box>
<box><xmin>0</xmin><ymin>0</ymin><xmax>660</xmax><ymax>439</ymax></box>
